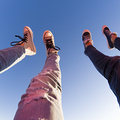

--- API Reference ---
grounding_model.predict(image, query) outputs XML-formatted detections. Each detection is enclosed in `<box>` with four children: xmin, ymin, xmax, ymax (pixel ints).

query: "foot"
<box><xmin>23</xmin><ymin>26</ymin><xmax>36</xmax><ymax>55</ymax></box>
<box><xmin>82</xmin><ymin>29</ymin><xmax>93</xmax><ymax>49</ymax></box>
<box><xmin>43</xmin><ymin>30</ymin><xmax>60</xmax><ymax>56</ymax></box>
<box><xmin>102</xmin><ymin>25</ymin><xmax>117</xmax><ymax>49</ymax></box>
<box><xmin>10</xmin><ymin>26</ymin><xmax>36</xmax><ymax>56</ymax></box>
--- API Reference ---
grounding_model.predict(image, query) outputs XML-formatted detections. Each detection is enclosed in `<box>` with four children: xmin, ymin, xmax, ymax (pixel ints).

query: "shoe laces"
<box><xmin>10</xmin><ymin>33</ymin><xmax>28</xmax><ymax>46</ymax></box>
<box><xmin>45</xmin><ymin>38</ymin><xmax>60</xmax><ymax>51</ymax></box>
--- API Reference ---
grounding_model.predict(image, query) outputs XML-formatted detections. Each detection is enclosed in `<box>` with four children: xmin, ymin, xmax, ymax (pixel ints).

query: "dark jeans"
<box><xmin>85</xmin><ymin>37</ymin><xmax>120</xmax><ymax>105</ymax></box>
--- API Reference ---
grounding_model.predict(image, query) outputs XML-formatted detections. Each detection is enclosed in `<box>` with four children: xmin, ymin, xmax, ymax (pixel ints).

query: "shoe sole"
<box><xmin>102</xmin><ymin>25</ymin><xmax>113</xmax><ymax>49</ymax></box>
<box><xmin>43</xmin><ymin>30</ymin><xmax>55</xmax><ymax>56</ymax></box>
<box><xmin>24</xmin><ymin>26</ymin><xmax>36</xmax><ymax>55</ymax></box>
<box><xmin>82</xmin><ymin>29</ymin><xmax>92</xmax><ymax>40</ymax></box>
<box><xmin>43</xmin><ymin>30</ymin><xmax>54</xmax><ymax>44</ymax></box>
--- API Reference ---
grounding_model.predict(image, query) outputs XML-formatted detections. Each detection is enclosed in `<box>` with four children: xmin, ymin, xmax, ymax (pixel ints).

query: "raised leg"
<box><xmin>85</xmin><ymin>45</ymin><xmax>120</xmax><ymax>105</ymax></box>
<box><xmin>0</xmin><ymin>45</ymin><xmax>25</xmax><ymax>74</ymax></box>
<box><xmin>14</xmin><ymin>53</ymin><xmax>64</xmax><ymax>120</ymax></box>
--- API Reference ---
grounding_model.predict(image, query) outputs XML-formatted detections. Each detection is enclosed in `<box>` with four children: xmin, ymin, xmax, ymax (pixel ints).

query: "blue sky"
<box><xmin>0</xmin><ymin>0</ymin><xmax>120</xmax><ymax>120</ymax></box>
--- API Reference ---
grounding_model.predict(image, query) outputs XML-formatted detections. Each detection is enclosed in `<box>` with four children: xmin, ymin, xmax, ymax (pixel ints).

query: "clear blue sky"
<box><xmin>0</xmin><ymin>0</ymin><xmax>120</xmax><ymax>120</ymax></box>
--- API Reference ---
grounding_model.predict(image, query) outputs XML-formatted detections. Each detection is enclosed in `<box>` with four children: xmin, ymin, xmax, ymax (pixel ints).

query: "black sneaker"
<box><xmin>82</xmin><ymin>29</ymin><xmax>93</xmax><ymax>48</ymax></box>
<box><xmin>102</xmin><ymin>25</ymin><xmax>114</xmax><ymax>49</ymax></box>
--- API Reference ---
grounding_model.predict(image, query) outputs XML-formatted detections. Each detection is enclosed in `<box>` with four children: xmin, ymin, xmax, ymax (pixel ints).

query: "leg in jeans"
<box><xmin>0</xmin><ymin>26</ymin><xmax>36</xmax><ymax>74</ymax></box>
<box><xmin>14</xmin><ymin>30</ymin><xmax>64</xmax><ymax>120</ymax></box>
<box><xmin>114</xmin><ymin>37</ymin><xmax>120</xmax><ymax>51</ymax></box>
<box><xmin>85</xmin><ymin>45</ymin><xmax>120</xmax><ymax>105</ymax></box>
<box><xmin>0</xmin><ymin>45</ymin><xmax>25</xmax><ymax>74</ymax></box>
<box><xmin>82</xmin><ymin>28</ymin><xmax>120</xmax><ymax>106</ymax></box>
<box><xmin>14</xmin><ymin>53</ymin><xmax>64</xmax><ymax>120</ymax></box>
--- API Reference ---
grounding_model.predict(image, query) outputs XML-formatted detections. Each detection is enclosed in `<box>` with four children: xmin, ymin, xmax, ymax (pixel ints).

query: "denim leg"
<box><xmin>85</xmin><ymin>45</ymin><xmax>120</xmax><ymax>105</ymax></box>
<box><xmin>14</xmin><ymin>53</ymin><xmax>64</xmax><ymax>120</ymax></box>
<box><xmin>114</xmin><ymin>37</ymin><xmax>120</xmax><ymax>51</ymax></box>
<box><xmin>0</xmin><ymin>45</ymin><xmax>25</xmax><ymax>74</ymax></box>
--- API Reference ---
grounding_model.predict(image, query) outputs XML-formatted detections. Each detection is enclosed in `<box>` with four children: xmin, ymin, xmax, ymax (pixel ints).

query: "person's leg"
<box><xmin>82</xmin><ymin>30</ymin><xmax>120</xmax><ymax>105</ymax></box>
<box><xmin>0</xmin><ymin>45</ymin><xmax>25</xmax><ymax>73</ymax></box>
<box><xmin>0</xmin><ymin>26</ymin><xmax>36</xmax><ymax>74</ymax></box>
<box><xmin>102</xmin><ymin>25</ymin><xmax>120</xmax><ymax>51</ymax></box>
<box><xmin>14</xmin><ymin>30</ymin><xmax>64</xmax><ymax>120</ymax></box>
<box><xmin>113</xmin><ymin>37</ymin><xmax>120</xmax><ymax>51</ymax></box>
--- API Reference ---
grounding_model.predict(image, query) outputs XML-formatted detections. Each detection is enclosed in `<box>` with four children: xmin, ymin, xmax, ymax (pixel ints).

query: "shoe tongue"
<box><xmin>83</xmin><ymin>32</ymin><xmax>89</xmax><ymax>36</ymax></box>
<box><xmin>104</xmin><ymin>28</ymin><xmax>110</xmax><ymax>34</ymax></box>
<box><xmin>104</xmin><ymin>27</ymin><xmax>109</xmax><ymax>30</ymax></box>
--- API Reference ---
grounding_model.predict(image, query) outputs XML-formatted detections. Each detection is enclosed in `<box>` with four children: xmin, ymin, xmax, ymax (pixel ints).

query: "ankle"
<box><xmin>48</xmin><ymin>48</ymin><xmax>58</xmax><ymax>55</ymax></box>
<box><xmin>48</xmin><ymin>51</ymin><xmax>58</xmax><ymax>55</ymax></box>
<box><xmin>85</xmin><ymin>41</ymin><xmax>93</xmax><ymax>48</ymax></box>
<box><xmin>20</xmin><ymin>43</ymin><xmax>24</xmax><ymax>47</ymax></box>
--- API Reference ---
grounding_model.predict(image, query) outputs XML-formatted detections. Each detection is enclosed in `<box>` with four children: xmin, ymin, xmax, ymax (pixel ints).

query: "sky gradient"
<box><xmin>0</xmin><ymin>0</ymin><xmax>120</xmax><ymax>120</ymax></box>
